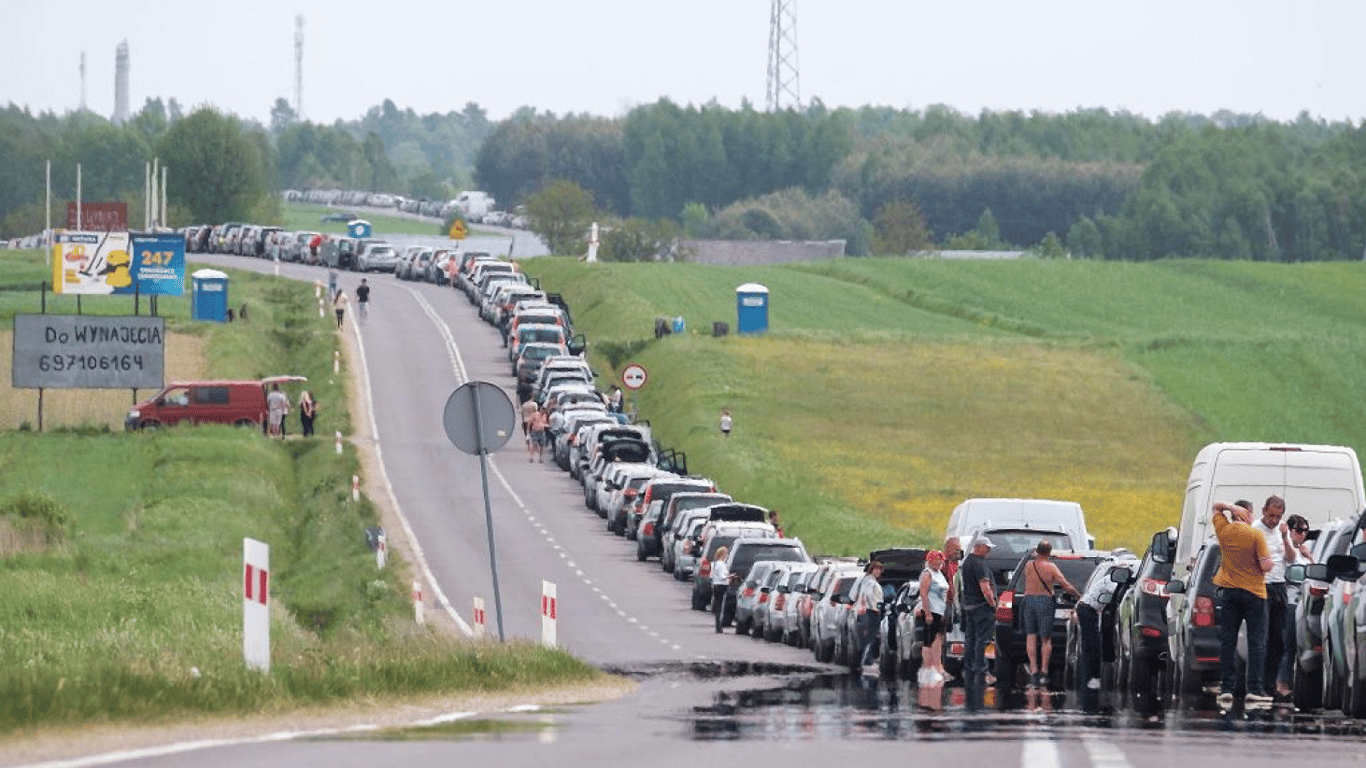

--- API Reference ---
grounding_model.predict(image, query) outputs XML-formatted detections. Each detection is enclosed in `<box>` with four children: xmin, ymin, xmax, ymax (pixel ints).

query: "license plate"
<box><xmin>1056</xmin><ymin>608</ymin><xmax>1074</xmax><ymax>620</ymax></box>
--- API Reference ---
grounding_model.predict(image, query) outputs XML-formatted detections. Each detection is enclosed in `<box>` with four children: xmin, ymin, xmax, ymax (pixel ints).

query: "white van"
<box><xmin>1171</xmin><ymin>442</ymin><xmax>1365</xmax><ymax>572</ymax></box>
<box><xmin>944</xmin><ymin>497</ymin><xmax>1094</xmax><ymax>551</ymax></box>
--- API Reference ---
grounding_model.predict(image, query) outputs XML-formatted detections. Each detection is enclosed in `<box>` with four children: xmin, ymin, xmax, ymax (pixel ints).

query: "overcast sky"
<box><xmin>5</xmin><ymin>0</ymin><xmax>1363</xmax><ymax>127</ymax></box>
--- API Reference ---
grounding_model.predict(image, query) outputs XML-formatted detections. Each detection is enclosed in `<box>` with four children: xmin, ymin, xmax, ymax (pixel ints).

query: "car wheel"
<box><xmin>691</xmin><ymin>589</ymin><xmax>708</xmax><ymax>612</ymax></box>
<box><xmin>1130</xmin><ymin>655</ymin><xmax>1160</xmax><ymax>713</ymax></box>
<box><xmin>994</xmin><ymin>649</ymin><xmax>1019</xmax><ymax>691</ymax></box>
<box><xmin>636</xmin><ymin>543</ymin><xmax>647</xmax><ymax>562</ymax></box>
<box><xmin>233</xmin><ymin>419</ymin><xmax>256</xmax><ymax>428</ymax></box>
<box><xmin>1324</xmin><ymin>637</ymin><xmax>1342</xmax><ymax>711</ymax></box>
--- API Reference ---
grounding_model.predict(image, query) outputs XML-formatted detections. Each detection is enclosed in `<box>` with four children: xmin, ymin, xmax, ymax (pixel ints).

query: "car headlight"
<box><xmin>128</xmin><ymin>409</ymin><xmax>140</xmax><ymax>418</ymax></box>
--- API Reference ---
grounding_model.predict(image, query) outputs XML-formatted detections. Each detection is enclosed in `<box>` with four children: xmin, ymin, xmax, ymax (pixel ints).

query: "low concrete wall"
<box><xmin>682</xmin><ymin>239</ymin><xmax>845</xmax><ymax>266</ymax></box>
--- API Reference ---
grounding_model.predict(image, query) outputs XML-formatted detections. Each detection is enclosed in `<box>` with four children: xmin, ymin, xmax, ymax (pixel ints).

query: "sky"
<box><xmin>5</xmin><ymin>0</ymin><xmax>1364</xmax><ymax>127</ymax></box>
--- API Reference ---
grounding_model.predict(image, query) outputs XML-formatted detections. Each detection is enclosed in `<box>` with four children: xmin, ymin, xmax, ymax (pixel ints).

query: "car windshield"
<box><xmin>986</xmin><ymin>531</ymin><xmax>1073</xmax><ymax>559</ymax></box>
<box><xmin>733</xmin><ymin>545</ymin><xmax>806</xmax><ymax>573</ymax></box>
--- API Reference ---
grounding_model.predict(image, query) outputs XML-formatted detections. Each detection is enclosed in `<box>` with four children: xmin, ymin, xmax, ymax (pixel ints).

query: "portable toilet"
<box><xmin>347</xmin><ymin>219</ymin><xmax>372</xmax><ymax>238</ymax></box>
<box><xmin>191</xmin><ymin>268</ymin><xmax>229</xmax><ymax>322</ymax></box>
<box><xmin>735</xmin><ymin>283</ymin><xmax>769</xmax><ymax>334</ymax></box>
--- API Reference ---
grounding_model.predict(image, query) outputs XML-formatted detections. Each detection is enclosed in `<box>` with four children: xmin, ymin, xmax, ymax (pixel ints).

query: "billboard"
<box><xmin>50</xmin><ymin>231</ymin><xmax>185</xmax><ymax>296</ymax></box>
<box><xmin>11</xmin><ymin>314</ymin><xmax>166</xmax><ymax>389</ymax></box>
<box><xmin>66</xmin><ymin>202</ymin><xmax>128</xmax><ymax>231</ymax></box>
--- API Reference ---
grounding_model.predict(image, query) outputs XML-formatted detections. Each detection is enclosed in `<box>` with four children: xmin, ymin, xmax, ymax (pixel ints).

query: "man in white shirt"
<box><xmin>853</xmin><ymin>561</ymin><xmax>885</xmax><ymax>671</ymax></box>
<box><xmin>1251</xmin><ymin>495</ymin><xmax>1294</xmax><ymax>697</ymax></box>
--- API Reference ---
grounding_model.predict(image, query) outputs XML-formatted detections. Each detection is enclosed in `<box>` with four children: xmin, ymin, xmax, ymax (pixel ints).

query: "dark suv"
<box><xmin>1114</xmin><ymin>528</ymin><xmax>1177</xmax><ymax>709</ymax></box>
<box><xmin>993</xmin><ymin>550</ymin><xmax>1105</xmax><ymax>691</ymax></box>
<box><xmin>721</xmin><ymin>538</ymin><xmax>812</xmax><ymax>631</ymax></box>
<box><xmin>1164</xmin><ymin>538</ymin><xmax>1223</xmax><ymax>698</ymax></box>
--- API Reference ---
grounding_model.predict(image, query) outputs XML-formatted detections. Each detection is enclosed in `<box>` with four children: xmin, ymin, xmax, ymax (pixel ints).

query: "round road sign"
<box><xmin>621</xmin><ymin>363</ymin><xmax>648</xmax><ymax>390</ymax></box>
<box><xmin>442</xmin><ymin>381</ymin><xmax>516</xmax><ymax>454</ymax></box>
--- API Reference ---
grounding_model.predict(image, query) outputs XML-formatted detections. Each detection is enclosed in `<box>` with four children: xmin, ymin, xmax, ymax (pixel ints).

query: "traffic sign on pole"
<box><xmin>621</xmin><ymin>363</ymin><xmax>648</xmax><ymax>390</ymax></box>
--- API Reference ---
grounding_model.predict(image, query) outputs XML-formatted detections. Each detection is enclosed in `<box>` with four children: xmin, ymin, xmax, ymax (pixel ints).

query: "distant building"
<box><xmin>113</xmin><ymin>40</ymin><xmax>129</xmax><ymax>124</ymax></box>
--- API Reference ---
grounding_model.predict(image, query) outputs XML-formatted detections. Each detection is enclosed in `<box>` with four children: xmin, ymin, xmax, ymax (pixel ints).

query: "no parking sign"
<box><xmin>622</xmin><ymin>363</ymin><xmax>648</xmax><ymax>390</ymax></box>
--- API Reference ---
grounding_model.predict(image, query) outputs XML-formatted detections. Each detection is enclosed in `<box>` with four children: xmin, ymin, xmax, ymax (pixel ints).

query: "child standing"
<box><xmin>719</xmin><ymin>408</ymin><xmax>733</xmax><ymax>438</ymax></box>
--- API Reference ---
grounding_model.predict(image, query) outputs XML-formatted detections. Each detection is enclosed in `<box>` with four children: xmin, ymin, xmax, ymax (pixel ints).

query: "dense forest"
<box><xmin>2</xmin><ymin>95</ymin><xmax>1363</xmax><ymax>261</ymax></box>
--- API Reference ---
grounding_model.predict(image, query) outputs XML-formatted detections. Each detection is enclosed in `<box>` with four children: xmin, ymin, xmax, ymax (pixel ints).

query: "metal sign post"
<box><xmin>443</xmin><ymin>381</ymin><xmax>516</xmax><ymax>642</ymax></box>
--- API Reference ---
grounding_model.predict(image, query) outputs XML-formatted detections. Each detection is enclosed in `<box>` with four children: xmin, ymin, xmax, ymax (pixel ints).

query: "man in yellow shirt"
<box><xmin>1211</xmin><ymin>500</ymin><xmax>1274</xmax><ymax>709</ymax></box>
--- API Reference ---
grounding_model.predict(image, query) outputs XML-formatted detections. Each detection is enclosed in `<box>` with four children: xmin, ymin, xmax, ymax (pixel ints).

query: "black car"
<box><xmin>993</xmin><ymin>550</ymin><xmax>1106</xmax><ymax>691</ymax></box>
<box><xmin>1164</xmin><ymin>538</ymin><xmax>1223</xmax><ymax>698</ymax></box>
<box><xmin>1114</xmin><ymin>528</ymin><xmax>1177</xmax><ymax>710</ymax></box>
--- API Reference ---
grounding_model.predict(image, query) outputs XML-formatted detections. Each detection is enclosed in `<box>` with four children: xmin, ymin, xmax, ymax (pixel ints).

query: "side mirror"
<box><xmin>1151</xmin><ymin>529</ymin><xmax>1175</xmax><ymax>564</ymax></box>
<box><xmin>1327</xmin><ymin>553</ymin><xmax>1364</xmax><ymax>581</ymax></box>
<box><xmin>1166</xmin><ymin>580</ymin><xmax>1187</xmax><ymax>595</ymax></box>
<box><xmin>1110</xmin><ymin>566</ymin><xmax>1133</xmax><ymax>584</ymax></box>
<box><xmin>1285</xmin><ymin>563</ymin><xmax>1306</xmax><ymax>584</ymax></box>
<box><xmin>1304</xmin><ymin>563</ymin><xmax>1330</xmax><ymax>582</ymax></box>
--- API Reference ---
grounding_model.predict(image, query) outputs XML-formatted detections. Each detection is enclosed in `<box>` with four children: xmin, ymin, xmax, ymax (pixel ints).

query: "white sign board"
<box><xmin>243</xmin><ymin>537</ymin><xmax>270</xmax><ymax>672</ymax></box>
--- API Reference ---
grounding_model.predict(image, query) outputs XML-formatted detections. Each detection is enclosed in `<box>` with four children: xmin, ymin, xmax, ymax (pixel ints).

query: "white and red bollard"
<box><xmin>540</xmin><ymin>580</ymin><xmax>557</xmax><ymax>648</ymax></box>
<box><xmin>375</xmin><ymin>533</ymin><xmax>386</xmax><ymax>569</ymax></box>
<box><xmin>412</xmin><ymin>580</ymin><xmax>424</xmax><ymax>625</ymax></box>
<box><xmin>351</xmin><ymin>474</ymin><xmax>360</xmax><ymax>502</ymax></box>
<box><xmin>473</xmin><ymin>597</ymin><xmax>486</xmax><ymax>639</ymax></box>
<box><xmin>335</xmin><ymin>431</ymin><xmax>343</xmax><ymax>455</ymax></box>
<box><xmin>242</xmin><ymin>537</ymin><xmax>270</xmax><ymax>672</ymax></box>
<box><xmin>333</xmin><ymin>350</ymin><xmax>340</xmax><ymax>374</ymax></box>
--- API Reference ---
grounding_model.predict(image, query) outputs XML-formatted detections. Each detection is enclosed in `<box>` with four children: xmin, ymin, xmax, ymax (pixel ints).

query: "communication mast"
<box><xmin>294</xmin><ymin>15</ymin><xmax>304</xmax><ymax>119</ymax></box>
<box><xmin>765</xmin><ymin>0</ymin><xmax>801</xmax><ymax>111</ymax></box>
<box><xmin>79</xmin><ymin>52</ymin><xmax>87</xmax><ymax>112</ymax></box>
<box><xmin>113</xmin><ymin>40</ymin><xmax>130</xmax><ymax>124</ymax></box>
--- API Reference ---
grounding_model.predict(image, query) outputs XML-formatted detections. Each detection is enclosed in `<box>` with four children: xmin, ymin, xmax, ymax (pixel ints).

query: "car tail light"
<box><xmin>1139</xmin><ymin>578</ymin><xmax>1168</xmax><ymax>597</ymax></box>
<box><xmin>685</xmin><ymin>541</ymin><xmax>696</xmax><ymax>555</ymax></box>
<box><xmin>699</xmin><ymin>558</ymin><xmax>711</xmax><ymax>578</ymax></box>
<box><xmin>996</xmin><ymin>590</ymin><xmax>1015</xmax><ymax>623</ymax></box>
<box><xmin>642</xmin><ymin>522</ymin><xmax>654</xmax><ymax>537</ymax></box>
<box><xmin>1140</xmin><ymin>626</ymin><xmax>1163</xmax><ymax>638</ymax></box>
<box><xmin>624</xmin><ymin>489</ymin><xmax>638</xmax><ymax>499</ymax></box>
<box><xmin>1346</xmin><ymin>589</ymin><xmax>1355</xmax><ymax>606</ymax></box>
<box><xmin>1194</xmin><ymin>595</ymin><xmax>1215</xmax><ymax>627</ymax></box>
<box><xmin>1309</xmin><ymin>585</ymin><xmax>1328</xmax><ymax>598</ymax></box>
<box><xmin>774</xmin><ymin>594</ymin><xmax>786</xmax><ymax>611</ymax></box>
<box><xmin>743</xmin><ymin>586</ymin><xmax>756</xmax><ymax>598</ymax></box>
<box><xmin>758</xmin><ymin>592</ymin><xmax>769</xmax><ymax>604</ymax></box>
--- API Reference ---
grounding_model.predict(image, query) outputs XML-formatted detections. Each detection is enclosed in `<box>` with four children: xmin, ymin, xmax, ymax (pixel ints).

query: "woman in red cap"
<box><xmin>915</xmin><ymin>549</ymin><xmax>951</xmax><ymax>684</ymax></box>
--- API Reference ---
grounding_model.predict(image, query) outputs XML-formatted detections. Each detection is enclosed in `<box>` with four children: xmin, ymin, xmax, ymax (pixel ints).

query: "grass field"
<box><xmin>524</xmin><ymin>256</ymin><xmax>1366</xmax><ymax>556</ymax></box>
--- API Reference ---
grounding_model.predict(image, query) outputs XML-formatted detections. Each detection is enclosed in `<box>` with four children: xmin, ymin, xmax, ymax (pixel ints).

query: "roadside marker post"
<box><xmin>413</xmin><ymin>580</ymin><xmax>425</xmax><ymax>625</ymax></box>
<box><xmin>473</xmin><ymin>597</ymin><xmax>486</xmax><ymax>638</ymax></box>
<box><xmin>335</xmin><ymin>431</ymin><xmax>343</xmax><ymax>455</ymax></box>
<box><xmin>376</xmin><ymin>533</ymin><xmax>387</xmax><ymax>569</ymax></box>
<box><xmin>541</xmin><ymin>580</ymin><xmax>557</xmax><ymax>648</ymax></box>
<box><xmin>242</xmin><ymin>537</ymin><xmax>270</xmax><ymax>672</ymax></box>
<box><xmin>351</xmin><ymin>474</ymin><xmax>360</xmax><ymax>501</ymax></box>
<box><xmin>334</xmin><ymin>350</ymin><xmax>340</xmax><ymax>374</ymax></box>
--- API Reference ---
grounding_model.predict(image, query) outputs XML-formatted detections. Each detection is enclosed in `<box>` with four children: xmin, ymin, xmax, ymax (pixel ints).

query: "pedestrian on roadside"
<box><xmin>853</xmin><ymin>560</ymin><xmax>885</xmax><ymax>672</ymax></box>
<box><xmin>719</xmin><ymin>408</ymin><xmax>733</xmax><ymax>438</ymax></box>
<box><xmin>298</xmin><ymin>390</ymin><xmax>317</xmax><ymax>437</ymax></box>
<box><xmin>1212</xmin><ymin>500</ymin><xmax>1274</xmax><ymax>709</ymax></box>
<box><xmin>333</xmin><ymin>289</ymin><xmax>349</xmax><ymax>329</ymax></box>
<box><xmin>768</xmin><ymin>509</ymin><xmax>784</xmax><ymax>536</ymax></box>
<box><xmin>1021</xmin><ymin>540</ymin><xmax>1081</xmax><ymax>687</ymax></box>
<box><xmin>915</xmin><ymin>550</ymin><xmax>951</xmax><ymax>684</ymax></box>
<box><xmin>1251</xmin><ymin>495</ymin><xmax>1292</xmax><ymax>695</ymax></box>
<box><xmin>1276</xmin><ymin>513</ymin><xmax>1314</xmax><ymax>698</ymax></box>
<box><xmin>712</xmin><ymin>546</ymin><xmax>732</xmax><ymax>632</ymax></box>
<box><xmin>609</xmin><ymin>386</ymin><xmax>623</xmax><ymax>414</ymax></box>
<box><xmin>528</xmin><ymin>407</ymin><xmax>549</xmax><ymax>462</ymax></box>
<box><xmin>959</xmin><ymin>535</ymin><xmax>997</xmax><ymax>711</ymax></box>
<box><xmin>355</xmin><ymin>278</ymin><xmax>370</xmax><ymax>322</ymax></box>
<box><xmin>266</xmin><ymin>383</ymin><xmax>289</xmax><ymax>439</ymax></box>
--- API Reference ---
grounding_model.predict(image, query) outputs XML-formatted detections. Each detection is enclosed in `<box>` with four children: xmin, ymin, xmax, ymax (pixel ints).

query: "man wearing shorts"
<box><xmin>1020</xmin><ymin>540</ymin><xmax>1080</xmax><ymax>687</ymax></box>
<box><xmin>527</xmin><ymin>407</ymin><xmax>549</xmax><ymax>463</ymax></box>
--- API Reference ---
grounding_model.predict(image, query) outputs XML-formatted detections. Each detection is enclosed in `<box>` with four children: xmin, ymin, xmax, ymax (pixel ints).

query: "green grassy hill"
<box><xmin>525</xmin><ymin>256</ymin><xmax>1366</xmax><ymax>555</ymax></box>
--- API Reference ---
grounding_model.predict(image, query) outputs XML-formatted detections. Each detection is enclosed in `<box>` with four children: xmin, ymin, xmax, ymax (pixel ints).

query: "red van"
<box><xmin>125</xmin><ymin>375</ymin><xmax>306</xmax><ymax>431</ymax></box>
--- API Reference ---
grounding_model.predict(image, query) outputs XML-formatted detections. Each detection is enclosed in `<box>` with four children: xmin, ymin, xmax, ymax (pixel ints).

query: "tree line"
<box><xmin>2</xmin><ymin>95</ymin><xmax>1362</xmax><ymax>262</ymax></box>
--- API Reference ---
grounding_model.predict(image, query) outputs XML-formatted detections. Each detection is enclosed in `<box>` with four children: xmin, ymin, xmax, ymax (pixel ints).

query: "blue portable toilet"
<box><xmin>347</xmin><ymin>219</ymin><xmax>372</xmax><ymax>238</ymax></box>
<box><xmin>736</xmin><ymin>283</ymin><xmax>769</xmax><ymax>334</ymax></box>
<box><xmin>191</xmin><ymin>268</ymin><xmax>229</xmax><ymax>322</ymax></box>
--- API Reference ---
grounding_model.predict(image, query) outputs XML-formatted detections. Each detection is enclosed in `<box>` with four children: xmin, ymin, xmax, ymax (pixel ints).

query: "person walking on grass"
<box><xmin>298</xmin><ymin>391</ymin><xmax>317</xmax><ymax>437</ymax></box>
<box><xmin>719</xmin><ymin>408</ymin><xmax>733</xmax><ymax>438</ymax></box>
<box><xmin>266</xmin><ymin>383</ymin><xmax>289</xmax><ymax>439</ymax></box>
<box><xmin>1212</xmin><ymin>500</ymin><xmax>1274</xmax><ymax>710</ymax></box>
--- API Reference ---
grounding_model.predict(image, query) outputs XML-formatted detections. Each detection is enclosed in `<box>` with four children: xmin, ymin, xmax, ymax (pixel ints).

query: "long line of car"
<box><xmin>188</xmin><ymin>223</ymin><xmax>1366</xmax><ymax>717</ymax></box>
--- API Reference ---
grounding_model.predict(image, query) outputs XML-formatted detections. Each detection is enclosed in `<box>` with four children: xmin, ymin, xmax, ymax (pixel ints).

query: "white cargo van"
<box><xmin>944</xmin><ymin>497</ymin><xmax>1094</xmax><ymax>551</ymax></box>
<box><xmin>1171</xmin><ymin>442</ymin><xmax>1365</xmax><ymax>572</ymax></box>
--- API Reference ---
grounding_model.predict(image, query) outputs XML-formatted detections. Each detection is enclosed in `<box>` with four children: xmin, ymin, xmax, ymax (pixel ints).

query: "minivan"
<box><xmin>125</xmin><ymin>375</ymin><xmax>306</xmax><ymax>431</ymax></box>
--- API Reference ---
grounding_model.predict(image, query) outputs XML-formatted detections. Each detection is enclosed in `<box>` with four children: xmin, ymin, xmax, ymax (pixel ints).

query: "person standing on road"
<box><xmin>266</xmin><ymin>383</ymin><xmax>289</xmax><ymax>439</ymax></box>
<box><xmin>1212</xmin><ymin>500</ymin><xmax>1274</xmax><ymax>709</ymax></box>
<box><xmin>333</xmin><ymin>289</ymin><xmax>349</xmax><ymax>329</ymax></box>
<box><xmin>355</xmin><ymin>278</ymin><xmax>370</xmax><ymax>322</ymax></box>
<box><xmin>711</xmin><ymin>546</ymin><xmax>732</xmax><ymax>633</ymax></box>
<box><xmin>1277</xmin><ymin>513</ymin><xmax>1313</xmax><ymax>698</ymax></box>
<box><xmin>853</xmin><ymin>560</ymin><xmax>885</xmax><ymax>672</ymax></box>
<box><xmin>959</xmin><ymin>535</ymin><xmax>997</xmax><ymax>711</ymax></box>
<box><xmin>1251</xmin><ymin>495</ymin><xmax>1292</xmax><ymax>696</ymax></box>
<box><xmin>298</xmin><ymin>390</ymin><xmax>317</xmax><ymax>437</ymax></box>
<box><xmin>915</xmin><ymin>549</ymin><xmax>951</xmax><ymax>684</ymax></box>
<box><xmin>528</xmin><ymin>407</ymin><xmax>549</xmax><ymax>463</ymax></box>
<box><xmin>1021</xmin><ymin>540</ymin><xmax>1081</xmax><ymax>688</ymax></box>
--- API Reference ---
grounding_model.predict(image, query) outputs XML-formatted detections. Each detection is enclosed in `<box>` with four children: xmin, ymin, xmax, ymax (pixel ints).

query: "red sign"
<box><xmin>541</xmin><ymin>594</ymin><xmax>557</xmax><ymax>620</ymax></box>
<box><xmin>66</xmin><ymin>202</ymin><xmax>128</xmax><ymax>231</ymax></box>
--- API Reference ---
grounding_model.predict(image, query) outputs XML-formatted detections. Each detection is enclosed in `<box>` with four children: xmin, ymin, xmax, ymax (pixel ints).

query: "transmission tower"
<box><xmin>765</xmin><ymin>0</ymin><xmax>801</xmax><ymax>111</ymax></box>
<box><xmin>79</xmin><ymin>52</ymin><xmax>87</xmax><ymax>112</ymax></box>
<box><xmin>294</xmin><ymin>15</ymin><xmax>304</xmax><ymax>119</ymax></box>
<box><xmin>113</xmin><ymin>40</ymin><xmax>129</xmax><ymax>124</ymax></box>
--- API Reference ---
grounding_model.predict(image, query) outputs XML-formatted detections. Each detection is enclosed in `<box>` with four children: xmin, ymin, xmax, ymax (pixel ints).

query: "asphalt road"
<box><xmin>28</xmin><ymin>253</ymin><xmax>1366</xmax><ymax>768</ymax></box>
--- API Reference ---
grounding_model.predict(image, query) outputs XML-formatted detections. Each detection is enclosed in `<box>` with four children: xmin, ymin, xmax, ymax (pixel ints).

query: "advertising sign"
<box><xmin>50</xmin><ymin>231</ymin><xmax>185</xmax><ymax>296</ymax></box>
<box><xmin>66</xmin><ymin>202</ymin><xmax>128</xmax><ymax>231</ymax></box>
<box><xmin>11</xmin><ymin>314</ymin><xmax>166</xmax><ymax>389</ymax></box>
<box><xmin>130</xmin><ymin>233</ymin><xmax>186</xmax><ymax>296</ymax></box>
